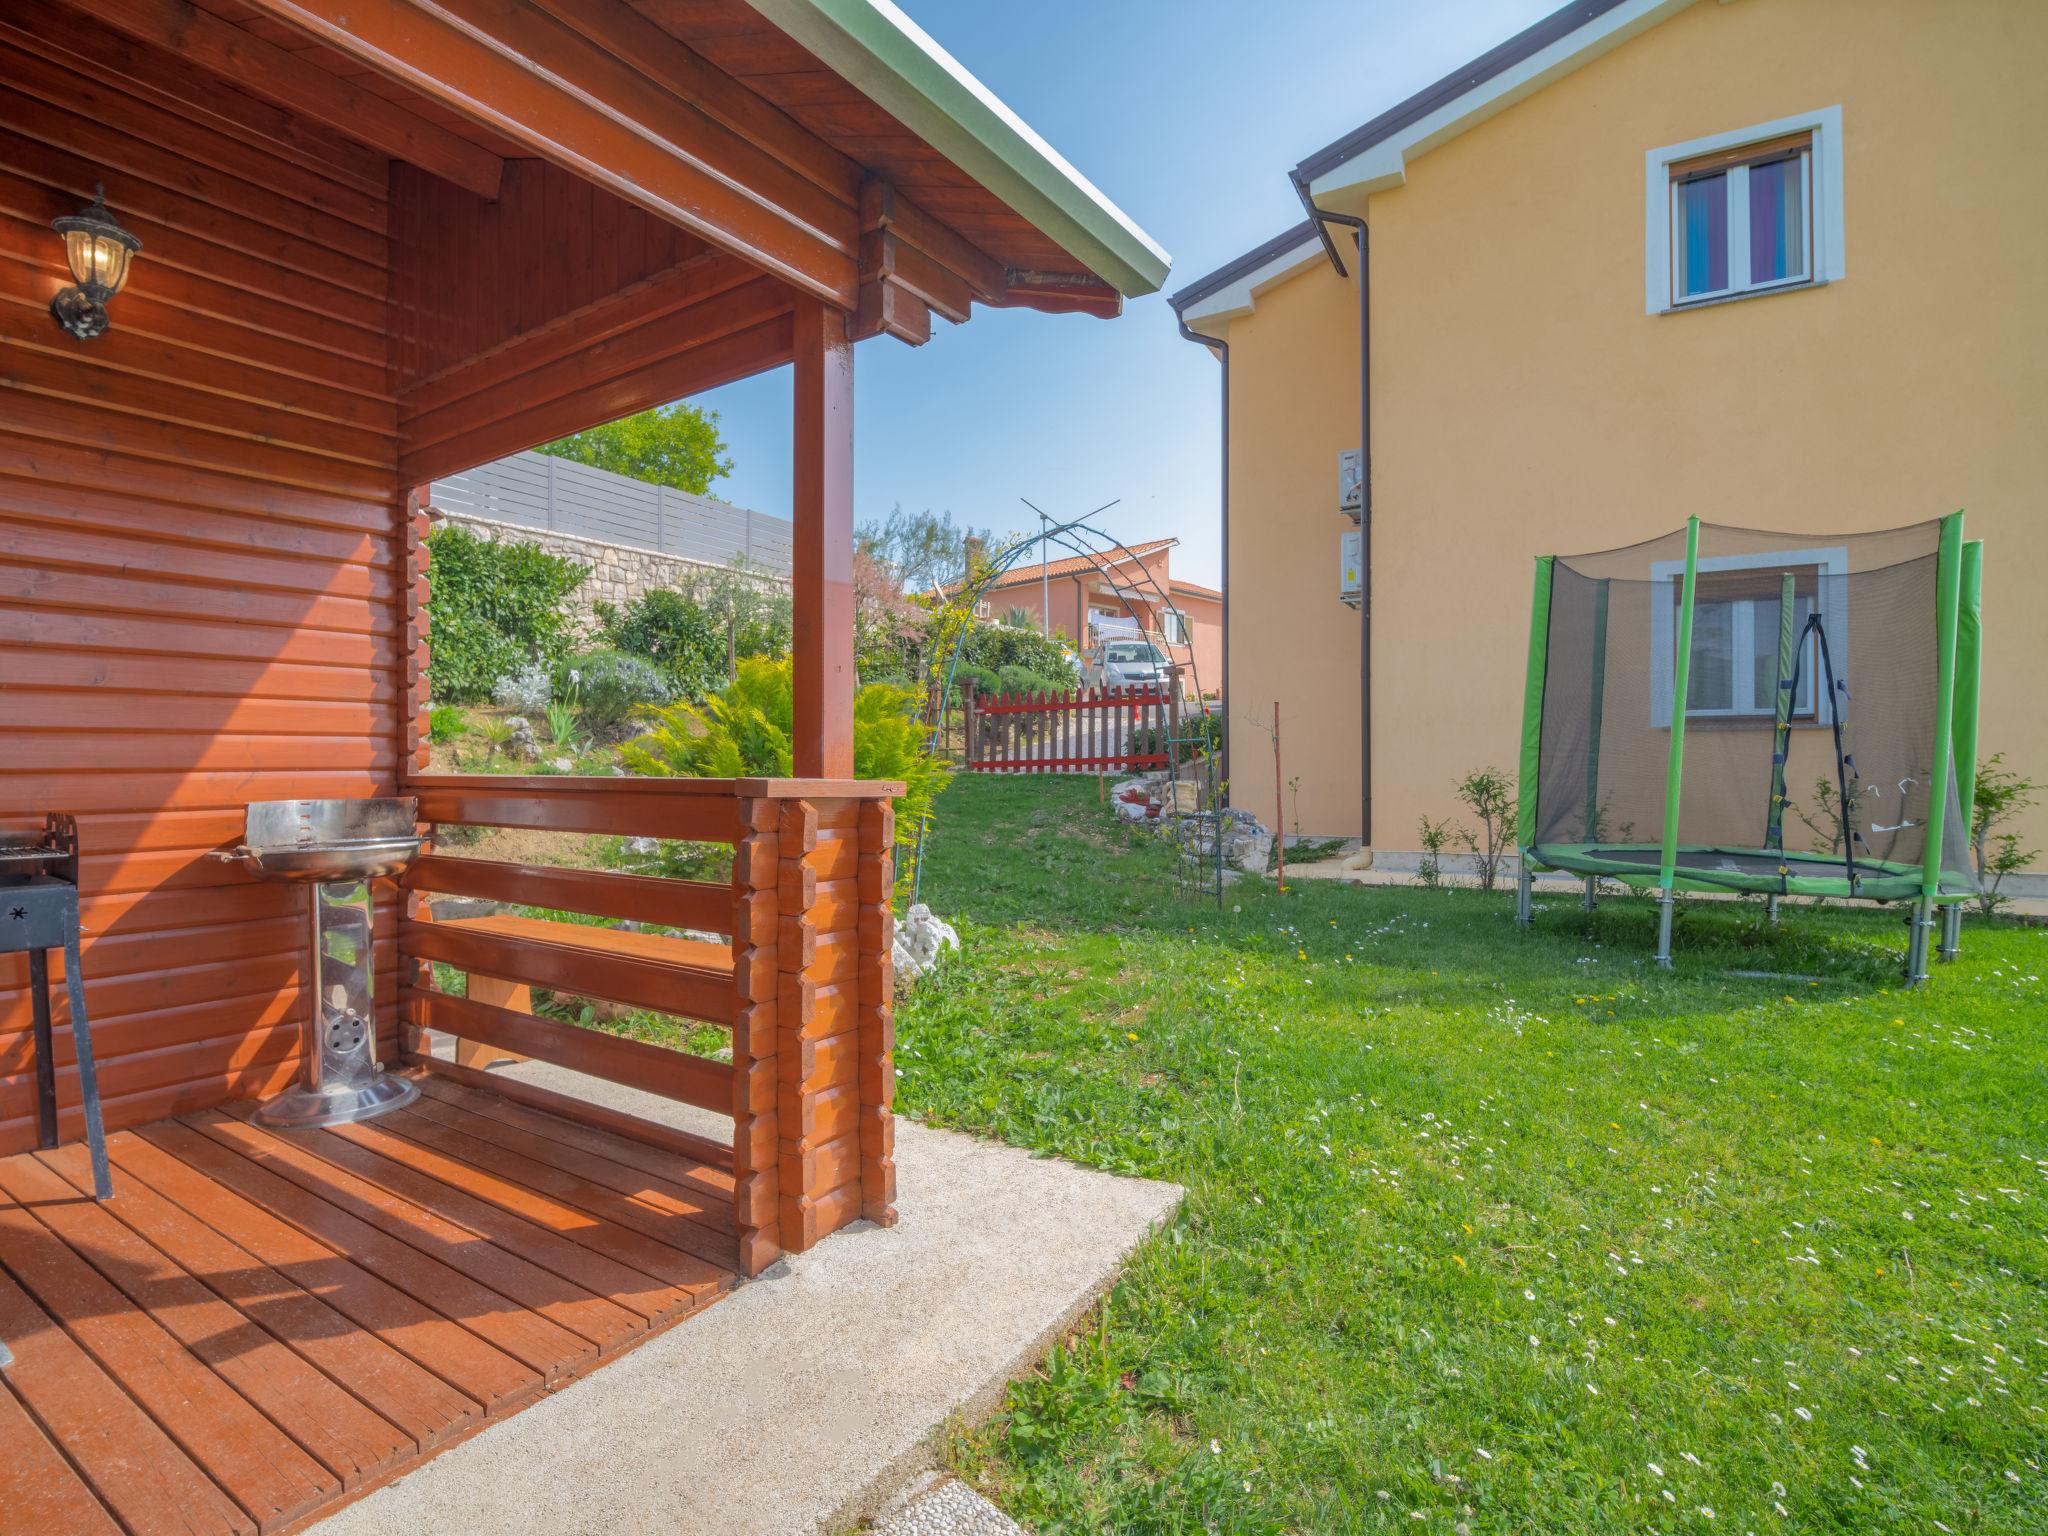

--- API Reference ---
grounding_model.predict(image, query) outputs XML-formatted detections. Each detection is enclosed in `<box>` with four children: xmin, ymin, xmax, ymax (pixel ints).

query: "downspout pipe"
<box><xmin>1175</xmin><ymin>316</ymin><xmax>1229</xmax><ymax>791</ymax></box>
<box><xmin>1295</xmin><ymin>173</ymin><xmax>1372</xmax><ymax>848</ymax></box>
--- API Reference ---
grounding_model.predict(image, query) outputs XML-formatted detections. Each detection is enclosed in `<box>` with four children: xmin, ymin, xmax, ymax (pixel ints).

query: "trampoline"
<box><xmin>1515</xmin><ymin>514</ymin><xmax>1984</xmax><ymax>982</ymax></box>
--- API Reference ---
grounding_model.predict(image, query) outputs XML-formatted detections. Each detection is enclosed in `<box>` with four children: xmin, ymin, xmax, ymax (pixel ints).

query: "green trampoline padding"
<box><xmin>1527</xmin><ymin>843</ymin><xmax>1971</xmax><ymax>902</ymax></box>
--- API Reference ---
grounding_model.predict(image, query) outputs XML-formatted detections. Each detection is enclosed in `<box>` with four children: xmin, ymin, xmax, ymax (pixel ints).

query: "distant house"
<box><xmin>949</xmin><ymin>537</ymin><xmax>1223</xmax><ymax>698</ymax></box>
<box><xmin>1170</xmin><ymin>0</ymin><xmax>2046</xmax><ymax>882</ymax></box>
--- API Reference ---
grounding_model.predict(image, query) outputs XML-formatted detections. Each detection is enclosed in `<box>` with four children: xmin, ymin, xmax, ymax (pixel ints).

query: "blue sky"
<box><xmin>695</xmin><ymin>0</ymin><xmax>1558</xmax><ymax>586</ymax></box>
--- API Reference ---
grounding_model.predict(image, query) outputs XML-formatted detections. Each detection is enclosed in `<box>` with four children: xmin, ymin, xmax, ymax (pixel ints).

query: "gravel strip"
<box><xmin>870</xmin><ymin>1477</ymin><xmax>1026</xmax><ymax>1536</ymax></box>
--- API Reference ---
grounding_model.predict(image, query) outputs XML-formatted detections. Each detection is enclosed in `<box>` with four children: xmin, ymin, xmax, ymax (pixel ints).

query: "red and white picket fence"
<box><xmin>964</xmin><ymin>685</ymin><xmax>1177</xmax><ymax>774</ymax></box>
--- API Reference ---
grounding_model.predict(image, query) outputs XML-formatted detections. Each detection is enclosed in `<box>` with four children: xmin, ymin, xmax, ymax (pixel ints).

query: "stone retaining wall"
<box><xmin>426</xmin><ymin>507</ymin><xmax>788</xmax><ymax>630</ymax></box>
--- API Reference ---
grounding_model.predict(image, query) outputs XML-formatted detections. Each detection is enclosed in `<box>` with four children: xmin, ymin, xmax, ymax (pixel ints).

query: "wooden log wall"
<box><xmin>0</xmin><ymin>32</ymin><xmax>403</xmax><ymax>1154</ymax></box>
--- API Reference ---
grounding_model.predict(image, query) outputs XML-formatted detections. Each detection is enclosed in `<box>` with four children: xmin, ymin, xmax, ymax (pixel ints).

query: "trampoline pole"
<box><xmin>1909</xmin><ymin>512</ymin><xmax>1966</xmax><ymax>986</ymax></box>
<box><xmin>1582</xmin><ymin>875</ymin><xmax>1596</xmax><ymax>913</ymax></box>
<box><xmin>1943</xmin><ymin>538</ymin><xmax>1985</xmax><ymax>962</ymax></box>
<box><xmin>1516</xmin><ymin>555</ymin><xmax>1554</xmax><ymax>932</ymax></box>
<box><xmin>1656</xmin><ymin>517</ymin><xmax>1702</xmax><ymax>969</ymax></box>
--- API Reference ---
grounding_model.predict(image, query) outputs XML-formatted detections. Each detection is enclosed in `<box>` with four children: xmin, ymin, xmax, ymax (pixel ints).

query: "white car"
<box><xmin>1086</xmin><ymin>639</ymin><xmax>1172</xmax><ymax>689</ymax></box>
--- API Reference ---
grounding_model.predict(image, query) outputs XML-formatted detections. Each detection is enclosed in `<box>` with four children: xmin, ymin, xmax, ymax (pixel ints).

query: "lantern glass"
<box><xmin>64</xmin><ymin>228</ymin><xmax>133</xmax><ymax>294</ymax></box>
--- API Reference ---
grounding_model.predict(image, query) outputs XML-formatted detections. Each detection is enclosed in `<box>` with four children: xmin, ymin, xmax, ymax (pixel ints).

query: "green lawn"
<box><xmin>896</xmin><ymin>775</ymin><xmax>2047</xmax><ymax>1535</ymax></box>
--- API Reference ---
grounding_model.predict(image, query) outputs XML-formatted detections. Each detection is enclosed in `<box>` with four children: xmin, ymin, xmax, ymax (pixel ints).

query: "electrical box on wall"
<box><xmin>1339</xmin><ymin>529</ymin><xmax>1362</xmax><ymax>607</ymax></box>
<box><xmin>1338</xmin><ymin>449</ymin><xmax>1363</xmax><ymax>521</ymax></box>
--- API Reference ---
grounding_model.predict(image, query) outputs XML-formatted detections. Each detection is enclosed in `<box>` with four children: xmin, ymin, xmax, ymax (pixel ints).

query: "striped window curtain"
<box><xmin>1747</xmin><ymin>154</ymin><xmax>1805</xmax><ymax>283</ymax></box>
<box><xmin>1677</xmin><ymin>173</ymin><xmax>1728</xmax><ymax>297</ymax></box>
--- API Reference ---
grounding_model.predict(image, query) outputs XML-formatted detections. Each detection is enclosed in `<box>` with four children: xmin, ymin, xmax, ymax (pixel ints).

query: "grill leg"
<box><xmin>1655</xmin><ymin>891</ymin><xmax>1676</xmax><ymax>969</ymax></box>
<box><xmin>1903</xmin><ymin>897</ymin><xmax>1934</xmax><ymax>988</ymax></box>
<box><xmin>28</xmin><ymin>948</ymin><xmax>57</xmax><ymax>1149</ymax></box>
<box><xmin>62</xmin><ymin>932</ymin><xmax>113</xmax><ymax>1201</ymax></box>
<box><xmin>1938</xmin><ymin>902</ymin><xmax>1963</xmax><ymax>962</ymax></box>
<box><xmin>1515</xmin><ymin>856</ymin><xmax>1533</xmax><ymax>927</ymax></box>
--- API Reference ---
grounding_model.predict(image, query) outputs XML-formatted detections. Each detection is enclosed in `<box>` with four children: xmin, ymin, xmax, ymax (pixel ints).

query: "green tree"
<box><xmin>858</xmin><ymin>505</ymin><xmax>990</xmax><ymax>594</ymax></box>
<box><xmin>423</xmin><ymin>524</ymin><xmax>587</xmax><ymax>702</ymax></box>
<box><xmin>538</xmin><ymin>402</ymin><xmax>732</xmax><ymax>493</ymax></box>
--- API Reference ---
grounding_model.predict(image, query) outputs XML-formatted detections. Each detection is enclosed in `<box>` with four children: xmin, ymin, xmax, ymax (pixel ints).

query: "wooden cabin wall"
<box><xmin>0</xmin><ymin>36</ymin><xmax>403</xmax><ymax>1154</ymax></box>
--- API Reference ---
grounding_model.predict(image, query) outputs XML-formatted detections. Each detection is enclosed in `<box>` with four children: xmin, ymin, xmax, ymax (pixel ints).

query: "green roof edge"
<box><xmin>745</xmin><ymin>0</ymin><xmax>1171</xmax><ymax>297</ymax></box>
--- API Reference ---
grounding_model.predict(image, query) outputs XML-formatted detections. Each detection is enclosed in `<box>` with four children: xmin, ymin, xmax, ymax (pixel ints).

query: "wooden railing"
<box><xmin>396</xmin><ymin>774</ymin><xmax>901</xmax><ymax>1277</ymax></box>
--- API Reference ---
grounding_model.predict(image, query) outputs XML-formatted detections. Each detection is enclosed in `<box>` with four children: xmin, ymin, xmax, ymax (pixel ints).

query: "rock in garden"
<box><xmin>504</xmin><ymin>715</ymin><xmax>540</xmax><ymax>759</ymax></box>
<box><xmin>893</xmin><ymin>902</ymin><xmax>960</xmax><ymax>982</ymax></box>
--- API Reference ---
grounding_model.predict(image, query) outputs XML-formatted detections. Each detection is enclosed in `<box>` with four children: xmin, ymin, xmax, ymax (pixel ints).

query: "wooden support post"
<box><xmin>772</xmin><ymin>798</ymin><xmax>864</xmax><ymax>1253</ymax></box>
<box><xmin>791</xmin><ymin>301</ymin><xmax>855</xmax><ymax>778</ymax></box>
<box><xmin>730</xmin><ymin>796</ymin><xmax>781</xmax><ymax>1275</ymax></box>
<box><xmin>856</xmin><ymin>800</ymin><xmax>897</xmax><ymax>1226</ymax></box>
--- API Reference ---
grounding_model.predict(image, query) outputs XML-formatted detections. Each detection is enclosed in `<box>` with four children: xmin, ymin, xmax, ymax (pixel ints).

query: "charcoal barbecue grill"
<box><xmin>214</xmin><ymin>798</ymin><xmax>423</xmax><ymax>1129</ymax></box>
<box><xmin>1</xmin><ymin>814</ymin><xmax>111</xmax><ymax>1200</ymax></box>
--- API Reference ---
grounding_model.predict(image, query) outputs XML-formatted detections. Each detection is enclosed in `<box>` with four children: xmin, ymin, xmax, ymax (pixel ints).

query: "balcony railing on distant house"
<box><xmin>432</xmin><ymin>449</ymin><xmax>794</xmax><ymax>576</ymax></box>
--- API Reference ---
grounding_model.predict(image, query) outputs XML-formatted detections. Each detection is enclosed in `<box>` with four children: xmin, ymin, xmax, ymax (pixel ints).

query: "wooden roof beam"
<box><xmin>242</xmin><ymin>0</ymin><xmax>859</xmax><ymax>308</ymax></box>
<box><xmin>92</xmin><ymin>0</ymin><xmax>504</xmax><ymax>200</ymax></box>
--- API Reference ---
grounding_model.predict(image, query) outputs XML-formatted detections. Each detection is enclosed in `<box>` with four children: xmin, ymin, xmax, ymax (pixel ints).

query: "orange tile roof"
<box><xmin>1168</xmin><ymin>577</ymin><xmax>1221</xmax><ymax>600</ymax></box>
<box><xmin>945</xmin><ymin>537</ymin><xmax>1177</xmax><ymax>595</ymax></box>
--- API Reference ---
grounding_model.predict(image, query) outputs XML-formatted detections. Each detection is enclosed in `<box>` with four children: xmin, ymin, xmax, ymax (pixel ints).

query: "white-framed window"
<box><xmin>973</xmin><ymin>600</ymin><xmax>992</xmax><ymax>619</ymax></box>
<box><xmin>1645</xmin><ymin>107</ymin><xmax>1843</xmax><ymax>313</ymax></box>
<box><xmin>1160</xmin><ymin>608</ymin><xmax>1190</xmax><ymax>646</ymax></box>
<box><xmin>1650</xmin><ymin>548</ymin><xmax>1847</xmax><ymax>725</ymax></box>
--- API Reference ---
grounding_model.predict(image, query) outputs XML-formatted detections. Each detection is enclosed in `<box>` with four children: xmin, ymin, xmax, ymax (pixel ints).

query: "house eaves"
<box><xmin>748</xmin><ymin>0</ymin><xmax>1172</xmax><ymax>298</ymax></box>
<box><xmin>1297</xmin><ymin>0</ymin><xmax>1700</xmax><ymax>215</ymax></box>
<box><xmin>1167</xmin><ymin>220</ymin><xmax>1325</xmax><ymax>338</ymax></box>
<box><xmin>1172</xmin><ymin>0</ymin><xmax>1703</xmax><ymax>334</ymax></box>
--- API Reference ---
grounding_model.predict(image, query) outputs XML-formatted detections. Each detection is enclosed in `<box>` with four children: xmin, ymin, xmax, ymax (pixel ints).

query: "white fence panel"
<box><xmin>433</xmin><ymin>449</ymin><xmax>792</xmax><ymax>575</ymax></box>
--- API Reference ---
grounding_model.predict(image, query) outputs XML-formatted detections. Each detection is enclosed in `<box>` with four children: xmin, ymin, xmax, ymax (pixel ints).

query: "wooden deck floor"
<box><xmin>0</xmin><ymin>1075</ymin><xmax>738</xmax><ymax>1536</ymax></box>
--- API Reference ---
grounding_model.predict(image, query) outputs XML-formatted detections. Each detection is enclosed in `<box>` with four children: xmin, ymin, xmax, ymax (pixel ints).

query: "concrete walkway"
<box><xmin>309</xmin><ymin>1064</ymin><xmax>1180</xmax><ymax>1536</ymax></box>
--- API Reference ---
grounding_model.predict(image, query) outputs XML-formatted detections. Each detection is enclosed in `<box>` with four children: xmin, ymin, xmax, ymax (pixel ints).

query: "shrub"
<box><xmin>425</xmin><ymin>525</ymin><xmax>587</xmax><ymax>703</ymax></box>
<box><xmin>621</xmin><ymin>657</ymin><xmax>950</xmax><ymax>890</ymax></box>
<box><xmin>953</xmin><ymin>663</ymin><xmax>1000</xmax><ymax>699</ymax></box>
<box><xmin>1453</xmin><ymin>767</ymin><xmax>1516</xmax><ymax>893</ymax></box>
<box><xmin>594</xmin><ymin>588</ymin><xmax>725</xmax><ymax>698</ymax></box>
<box><xmin>957</xmin><ymin>622</ymin><xmax>1078</xmax><ymax>689</ymax></box>
<box><xmin>996</xmin><ymin>664</ymin><xmax>1069</xmax><ymax>696</ymax></box>
<box><xmin>491</xmin><ymin>658</ymin><xmax>553</xmax><ymax>713</ymax></box>
<box><xmin>1417</xmin><ymin>816</ymin><xmax>1454</xmax><ymax>890</ymax></box>
<box><xmin>1972</xmin><ymin>754</ymin><xmax>2040</xmax><ymax>915</ymax></box>
<box><xmin>557</xmin><ymin>649</ymin><xmax>672</xmax><ymax>740</ymax></box>
<box><xmin>428</xmin><ymin>704</ymin><xmax>468</xmax><ymax>744</ymax></box>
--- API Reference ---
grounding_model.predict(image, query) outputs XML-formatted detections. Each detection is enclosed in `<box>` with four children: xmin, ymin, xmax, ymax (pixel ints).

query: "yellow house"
<box><xmin>1170</xmin><ymin>0</ymin><xmax>2047</xmax><ymax>895</ymax></box>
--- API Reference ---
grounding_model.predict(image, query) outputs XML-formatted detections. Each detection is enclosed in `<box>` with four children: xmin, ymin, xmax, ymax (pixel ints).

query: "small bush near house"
<box><xmin>1971</xmin><ymin>753</ymin><xmax>2040</xmax><ymax>914</ymax></box>
<box><xmin>621</xmin><ymin>656</ymin><xmax>950</xmax><ymax>884</ymax></box>
<box><xmin>424</xmin><ymin>524</ymin><xmax>587</xmax><ymax>702</ymax></box>
<box><xmin>996</xmin><ymin>664</ymin><xmax>1071</xmax><ymax>696</ymax></box>
<box><xmin>953</xmin><ymin>663</ymin><xmax>1001</xmax><ymax>699</ymax></box>
<box><xmin>555</xmin><ymin>649</ymin><xmax>672</xmax><ymax>740</ymax></box>
<box><xmin>1453</xmin><ymin>765</ymin><xmax>1515</xmax><ymax>893</ymax></box>
<box><xmin>1416</xmin><ymin>813</ymin><xmax>1454</xmax><ymax>889</ymax></box>
<box><xmin>594</xmin><ymin>587</ymin><xmax>726</xmax><ymax>698</ymax></box>
<box><xmin>958</xmin><ymin>622</ymin><xmax>1079</xmax><ymax>690</ymax></box>
<box><xmin>428</xmin><ymin>704</ymin><xmax>468</xmax><ymax>744</ymax></box>
<box><xmin>491</xmin><ymin>657</ymin><xmax>553</xmax><ymax>714</ymax></box>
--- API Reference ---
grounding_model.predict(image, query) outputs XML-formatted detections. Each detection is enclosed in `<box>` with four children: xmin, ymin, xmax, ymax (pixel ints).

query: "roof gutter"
<box><xmin>1293</xmin><ymin>173</ymin><xmax>1372</xmax><ymax>847</ymax></box>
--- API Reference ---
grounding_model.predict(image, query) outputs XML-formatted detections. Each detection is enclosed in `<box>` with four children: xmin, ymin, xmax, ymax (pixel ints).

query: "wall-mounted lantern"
<box><xmin>50</xmin><ymin>185</ymin><xmax>141</xmax><ymax>341</ymax></box>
